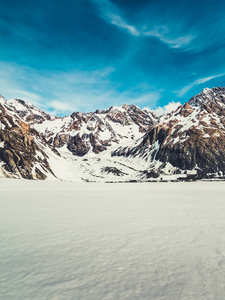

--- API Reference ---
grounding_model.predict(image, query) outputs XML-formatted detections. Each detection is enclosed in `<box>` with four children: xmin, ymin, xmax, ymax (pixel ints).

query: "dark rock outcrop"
<box><xmin>0</xmin><ymin>102</ymin><xmax>57</xmax><ymax>179</ymax></box>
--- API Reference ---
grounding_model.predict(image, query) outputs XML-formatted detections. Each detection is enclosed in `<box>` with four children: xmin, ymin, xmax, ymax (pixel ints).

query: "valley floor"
<box><xmin>1</xmin><ymin>180</ymin><xmax>225</xmax><ymax>299</ymax></box>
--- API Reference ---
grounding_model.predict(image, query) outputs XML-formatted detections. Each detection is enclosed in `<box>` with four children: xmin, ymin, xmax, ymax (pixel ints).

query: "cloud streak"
<box><xmin>143</xmin><ymin>27</ymin><xmax>194</xmax><ymax>49</ymax></box>
<box><xmin>177</xmin><ymin>73</ymin><xmax>225</xmax><ymax>97</ymax></box>
<box><xmin>108</xmin><ymin>13</ymin><xmax>139</xmax><ymax>36</ymax></box>
<box><xmin>0</xmin><ymin>61</ymin><xmax>161</xmax><ymax>115</ymax></box>
<box><xmin>92</xmin><ymin>0</ymin><xmax>195</xmax><ymax>49</ymax></box>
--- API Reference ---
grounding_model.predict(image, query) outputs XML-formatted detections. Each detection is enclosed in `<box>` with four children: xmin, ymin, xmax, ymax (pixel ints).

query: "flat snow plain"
<box><xmin>1</xmin><ymin>179</ymin><xmax>225</xmax><ymax>300</ymax></box>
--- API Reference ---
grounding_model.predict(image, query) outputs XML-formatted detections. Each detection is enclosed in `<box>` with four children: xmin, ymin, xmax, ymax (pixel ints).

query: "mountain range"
<box><xmin>1</xmin><ymin>87</ymin><xmax>225</xmax><ymax>182</ymax></box>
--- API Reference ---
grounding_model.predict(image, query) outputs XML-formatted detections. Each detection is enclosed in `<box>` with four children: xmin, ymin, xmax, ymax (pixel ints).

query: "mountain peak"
<box><xmin>188</xmin><ymin>87</ymin><xmax>225</xmax><ymax>107</ymax></box>
<box><xmin>4</xmin><ymin>98</ymin><xmax>55</xmax><ymax>124</ymax></box>
<box><xmin>202</xmin><ymin>87</ymin><xmax>211</xmax><ymax>94</ymax></box>
<box><xmin>0</xmin><ymin>94</ymin><xmax>5</xmax><ymax>105</ymax></box>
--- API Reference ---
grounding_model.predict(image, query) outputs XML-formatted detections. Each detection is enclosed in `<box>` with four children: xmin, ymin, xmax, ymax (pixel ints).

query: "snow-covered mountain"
<box><xmin>5</xmin><ymin>99</ymin><xmax>158</xmax><ymax>156</ymax></box>
<box><xmin>113</xmin><ymin>87</ymin><xmax>225</xmax><ymax>180</ymax></box>
<box><xmin>32</xmin><ymin>104</ymin><xmax>158</xmax><ymax>156</ymax></box>
<box><xmin>0</xmin><ymin>96</ymin><xmax>158</xmax><ymax>180</ymax></box>
<box><xmin>1</xmin><ymin>87</ymin><xmax>225</xmax><ymax>181</ymax></box>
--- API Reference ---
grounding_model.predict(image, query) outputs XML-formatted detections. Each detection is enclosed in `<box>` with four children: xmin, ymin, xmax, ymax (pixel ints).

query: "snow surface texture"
<box><xmin>1</xmin><ymin>180</ymin><xmax>225</xmax><ymax>300</ymax></box>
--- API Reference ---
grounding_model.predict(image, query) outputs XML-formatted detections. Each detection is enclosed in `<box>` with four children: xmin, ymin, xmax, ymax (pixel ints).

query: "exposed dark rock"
<box><xmin>0</xmin><ymin>103</ymin><xmax>57</xmax><ymax>179</ymax></box>
<box><xmin>101</xmin><ymin>166</ymin><xmax>128</xmax><ymax>176</ymax></box>
<box><xmin>141</xmin><ymin>170</ymin><xmax>160</xmax><ymax>178</ymax></box>
<box><xmin>67</xmin><ymin>134</ymin><xmax>90</xmax><ymax>156</ymax></box>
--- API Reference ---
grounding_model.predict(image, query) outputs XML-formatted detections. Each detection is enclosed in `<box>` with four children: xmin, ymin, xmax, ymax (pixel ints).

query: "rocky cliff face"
<box><xmin>112</xmin><ymin>87</ymin><xmax>225</xmax><ymax>179</ymax></box>
<box><xmin>0</xmin><ymin>96</ymin><xmax>58</xmax><ymax>179</ymax></box>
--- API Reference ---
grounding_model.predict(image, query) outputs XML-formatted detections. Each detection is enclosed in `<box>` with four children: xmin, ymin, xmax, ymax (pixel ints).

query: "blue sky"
<box><xmin>0</xmin><ymin>0</ymin><xmax>225</xmax><ymax>116</ymax></box>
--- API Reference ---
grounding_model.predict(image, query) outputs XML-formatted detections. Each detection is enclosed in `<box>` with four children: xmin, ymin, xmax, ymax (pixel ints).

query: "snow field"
<box><xmin>1</xmin><ymin>180</ymin><xmax>225</xmax><ymax>299</ymax></box>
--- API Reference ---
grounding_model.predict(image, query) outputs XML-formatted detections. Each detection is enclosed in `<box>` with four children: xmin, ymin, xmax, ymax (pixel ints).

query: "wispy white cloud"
<box><xmin>176</xmin><ymin>73</ymin><xmax>225</xmax><ymax>97</ymax></box>
<box><xmin>151</xmin><ymin>101</ymin><xmax>181</xmax><ymax>116</ymax></box>
<box><xmin>194</xmin><ymin>75</ymin><xmax>221</xmax><ymax>85</ymax></box>
<box><xmin>0</xmin><ymin>62</ymin><xmax>42</xmax><ymax>105</ymax></box>
<box><xmin>108</xmin><ymin>13</ymin><xmax>139</xmax><ymax>36</ymax></box>
<box><xmin>47</xmin><ymin>100</ymin><xmax>76</xmax><ymax>115</ymax></box>
<box><xmin>118</xmin><ymin>90</ymin><xmax>161</xmax><ymax>106</ymax></box>
<box><xmin>91</xmin><ymin>0</ymin><xmax>195</xmax><ymax>49</ymax></box>
<box><xmin>92</xmin><ymin>0</ymin><xmax>140</xmax><ymax>37</ymax></box>
<box><xmin>143</xmin><ymin>26</ymin><xmax>194</xmax><ymax>49</ymax></box>
<box><xmin>0</xmin><ymin>61</ymin><xmax>115</xmax><ymax>114</ymax></box>
<box><xmin>0</xmin><ymin>61</ymin><xmax>160</xmax><ymax>115</ymax></box>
